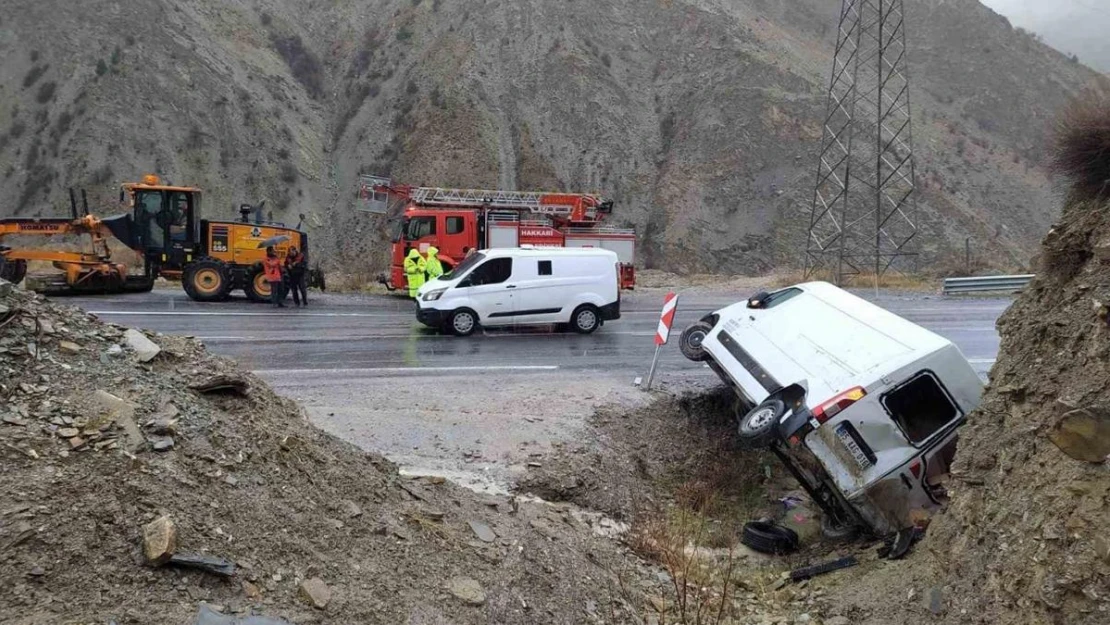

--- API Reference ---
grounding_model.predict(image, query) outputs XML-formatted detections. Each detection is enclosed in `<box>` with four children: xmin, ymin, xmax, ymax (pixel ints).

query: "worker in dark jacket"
<box><xmin>284</xmin><ymin>245</ymin><xmax>308</xmax><ymax>307</ymax></box>
<box><xmin>263</xmin><ymin>246</ymin><xmax>285</xmax><ymax>308</ymax></box>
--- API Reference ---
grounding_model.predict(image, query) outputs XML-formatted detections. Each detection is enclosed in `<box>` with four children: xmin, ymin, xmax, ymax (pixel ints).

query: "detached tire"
<box><xmin>571</xmin><ymin>304</ymin><xmax>601</xmax><ymax>334</ymax></box>
<box><xmin>741</xmin><ymin>521</ymin><xmax>799</xmax><ymax>555</ymax></box>
<box><xmin>679</xmin><ymin>321</ymin><xmax>714</xmax><ymax>362</ymax></box>
<box><xmin>183</xmin><ymin>258</ymin><xmax>232</xmax><ymax>302</ymax></box>
<box><xmin>738</xmin><ymin>398</ymin><xmax>786</xmax><ymax>449</ymax></box>
<box><xmin>448</xmin><ymin>309</ymin><xmax>478</xmax><ymax>337</ymax></box>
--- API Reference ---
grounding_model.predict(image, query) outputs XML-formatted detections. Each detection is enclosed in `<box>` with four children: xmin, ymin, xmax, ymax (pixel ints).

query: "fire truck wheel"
<box><xmin>448</xmin><ymin>309</ymin><xmax>478</xmax><ymax>337</ymax></box>
<box><xmin>183</xmin><ymin>258</ymin><xmax>232</xmax><ymax>302</ymax></box>
<box><xmin>738</xmin><ymin>398</ymin><xmax>786</xmax><ymax>449</ymax></box>
<box><xmin>679</xmin><ymin>321</ymin><xmax>714</xmax><ymax>362</ymax></box>
<box><xmin>571</xmin><ymin>305</ymin><xmax>601</xmax><ymax>334</ymax></box>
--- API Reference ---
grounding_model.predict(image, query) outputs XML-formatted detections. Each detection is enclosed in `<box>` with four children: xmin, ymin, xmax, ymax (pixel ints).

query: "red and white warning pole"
<box><xmin>645</xmin><ymin>292</ymin><xmax>679</xmax><ymax>390</ymax></box>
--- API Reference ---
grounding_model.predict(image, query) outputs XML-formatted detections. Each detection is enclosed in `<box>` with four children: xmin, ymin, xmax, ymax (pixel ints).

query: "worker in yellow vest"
<box><xmin>425</xmin><ymin>246</ymin><xmax>444</xmax><ymax>282</ymax></box>
<box><xmin>404</xmin><ymin>248</ymin><xmax>426</xmax><ymax>298</ymax></box>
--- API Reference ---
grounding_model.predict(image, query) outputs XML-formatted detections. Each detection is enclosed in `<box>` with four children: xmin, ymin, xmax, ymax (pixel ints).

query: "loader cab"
<box><xmin>121</xmin><ymin>176</ymin><xmax>203</xmax><ymax>273</ymax></box>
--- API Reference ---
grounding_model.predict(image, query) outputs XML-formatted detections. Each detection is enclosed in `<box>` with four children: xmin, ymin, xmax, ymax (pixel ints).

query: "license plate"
<box><xmin>835</xmin><ymin>423</ymin><xmax>874</xmax><ymax>470</ymax></box>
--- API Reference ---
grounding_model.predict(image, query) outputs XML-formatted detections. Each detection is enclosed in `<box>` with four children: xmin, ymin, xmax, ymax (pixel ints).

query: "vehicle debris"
<box><xmin>168</xmin><ymin>553</ymin><xmax>237</xmax><ymax>577</ymax></box>
<box><xmin>789</xmin><ymin>556</ymin><xmax>859</xmax><ymax>583</ymax></box>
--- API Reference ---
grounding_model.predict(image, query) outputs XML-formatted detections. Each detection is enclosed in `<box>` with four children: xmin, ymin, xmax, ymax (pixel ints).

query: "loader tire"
<box><xmin>244</xmin><ymin>265</ymin><xmax>270</xmax><ymax>303</ymax></box>
<box><xmin>183</xmin><ymin>258</ymin><xmax>231</xmax><ymax>302</ymax></box>
<box><xmin>0</xmin><ymin>258</ymin><xmax>27</xmax><ymax>285</ymax></box>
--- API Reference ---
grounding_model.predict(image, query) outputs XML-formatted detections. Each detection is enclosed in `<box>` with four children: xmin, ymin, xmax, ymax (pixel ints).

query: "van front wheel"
<box><xmin>448</xmin><ymin>309</ymin><xmax>478</xmax><ymax>337</ymax></box>
<box><xmin>738</xmin><ymin>399</ymin><xmax>786</xmax><ymax>449</ymax></box>
<box><xmin>571</xmin><ymin>305</ymin><xmax>601</xmax><ymax>334</ymax></box>
<box><xmin>679</xmin><ymin>321</ymin><xmax>713</xmax><ymax>362</ymax></box>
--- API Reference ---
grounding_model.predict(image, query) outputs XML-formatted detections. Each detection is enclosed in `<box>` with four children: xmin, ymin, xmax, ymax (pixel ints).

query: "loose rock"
<box><xmin>447</xmin><ymin>577</ymin><xmax>486</xmax><ymax>606</ymax></box>
<box><xmin>124</xmin><ymin>329</ymin><xmax>161</xmax><ymax>362</ymax></box>
<box><xmin>58</xmin><ymin>341</ymin><xmax>82</xmax><ymax>354</ymax></box>
<box><xmin>468</xmin><ymin>520</ymin><xmax>496</xmax><ymax>543</ymax></box>
<box><xmin>1049</xmin><ymin>407</ymin><xmax>1110</xmax><ymax>463</ymax></box>
<box><xmin>142</xmin><ymin>516</ymin><xmax>177</xmax><ymax>566</ymax></box>
<box><xmin>152</xmin><ymin>437</ymin><xmax>175</xmax><ymax>452</ymax></box>
<box><xmin>298</xmin><ymin>577</ymin><xmax>331</xmax><ymax>609</ymax></box>
<box><xmin>339</xmin><ymin>499</ymin><xmax>362</xmax><ymax>518</ymax></box>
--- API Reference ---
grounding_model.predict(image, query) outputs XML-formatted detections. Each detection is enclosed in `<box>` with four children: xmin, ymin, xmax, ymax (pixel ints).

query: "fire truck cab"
<box><xmin>374</xmin><ymin>184</ymin><xmax>636</xmax><ymax>291</ymax></box>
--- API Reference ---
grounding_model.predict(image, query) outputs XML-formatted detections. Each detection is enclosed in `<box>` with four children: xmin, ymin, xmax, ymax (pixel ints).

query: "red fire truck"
<box><xmin>366</xmin><ymin>182</ymin><xmax>637</xmax><ymax>291</ymax></box>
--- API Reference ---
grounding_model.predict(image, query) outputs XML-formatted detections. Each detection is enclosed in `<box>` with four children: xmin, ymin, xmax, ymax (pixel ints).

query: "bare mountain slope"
<box><xmin>0</xmin><ymin>0</ymin><xmax>1101</xmax><ymax>275</ymax></box>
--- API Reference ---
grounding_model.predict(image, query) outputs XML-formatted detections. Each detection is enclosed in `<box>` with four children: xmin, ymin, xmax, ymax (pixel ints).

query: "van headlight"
<box><xmin>422</xmin><ymin>288</ymin><xmax>448</xmax><ymax>302</ymax></box>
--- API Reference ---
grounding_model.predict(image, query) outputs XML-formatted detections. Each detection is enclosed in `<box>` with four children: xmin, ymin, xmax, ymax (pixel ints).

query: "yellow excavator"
<box><xmin>0</xmin><ymin>175</ymin><xmax>324</xmax><ymax>301</ymax></box>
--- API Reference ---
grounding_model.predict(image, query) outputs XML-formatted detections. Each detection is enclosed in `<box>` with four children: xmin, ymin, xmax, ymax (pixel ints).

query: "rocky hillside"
<box><xmin>0</xmin><ymin>0</ymin><xmax>1101</xmax><ymax>274</ymax></box>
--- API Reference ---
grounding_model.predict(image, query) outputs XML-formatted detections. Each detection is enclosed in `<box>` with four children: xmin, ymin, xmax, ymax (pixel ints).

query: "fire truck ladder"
<box><xmin>404</xmin><ymin>187</ymin><xmax>608</xmax><ymax>223</ymax></box>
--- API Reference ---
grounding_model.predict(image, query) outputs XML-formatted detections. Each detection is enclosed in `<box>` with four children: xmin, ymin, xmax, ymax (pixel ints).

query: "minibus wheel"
<box><xmin>738</xmin><ymin>398</ymin><xmax>786</xmax><ymax>448</ymax></box>
<box><xmin>679</xmin><ymin>321</ymin><xmax>714</xmax><ymax>362</ymax></box>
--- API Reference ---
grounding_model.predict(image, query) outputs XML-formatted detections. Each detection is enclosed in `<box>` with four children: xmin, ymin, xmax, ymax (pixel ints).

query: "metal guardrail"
<box><xmin>942</xmin><ymin>274</ymin><xmax>1034</xmax><ymax>295</ymax></box>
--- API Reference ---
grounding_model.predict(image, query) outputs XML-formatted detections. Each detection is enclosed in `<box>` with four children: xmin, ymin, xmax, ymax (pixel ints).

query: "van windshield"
<box><xmin>442</xmin><ymin>252</ymin><xmax>485</xmax><ymax>280</ymax></box>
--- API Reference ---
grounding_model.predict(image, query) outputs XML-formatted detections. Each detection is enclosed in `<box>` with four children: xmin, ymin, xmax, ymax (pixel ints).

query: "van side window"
<box><xmin>881</xmin><ymin>372</ymin><xmax>960</xmax><ymax>444</ymax></box>
<box><xmin>466</xmin><ymin>258</ymin><xmax>513</xmax><ymax>286</ymax></box>
<box><xmin>763</xmin><ymin>288</ymin><xmax>802</xmax><ymax>309</ymax></box>
<box><xmin>538</xmin><ymin>260</ymin><xmax>552</xmax><ymax>276</ymax></box>
<box><xmin>446</xmin><ymin>216</ymin><xmax>465</xmax><ymax>235</ymax></box>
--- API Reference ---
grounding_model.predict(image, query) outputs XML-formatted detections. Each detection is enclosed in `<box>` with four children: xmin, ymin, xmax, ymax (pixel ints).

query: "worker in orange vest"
<box><xmin>263</xmin><ymin>246</ymin><xmax>285</xmax><ymax>308</ymax></box>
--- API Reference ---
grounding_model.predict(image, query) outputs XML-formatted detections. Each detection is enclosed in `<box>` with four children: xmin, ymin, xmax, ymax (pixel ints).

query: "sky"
<box><xmin>979</xmin><ymin>0</ymin><xmax>1110</xmax><ymax>72</ymax></box>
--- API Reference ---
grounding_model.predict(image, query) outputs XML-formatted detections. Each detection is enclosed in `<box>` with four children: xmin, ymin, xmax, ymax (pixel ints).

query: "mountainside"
<box><xmin>0</xmin><ymin>0</ymin><xmax>1102</xmax><ymax>275</ymax></box>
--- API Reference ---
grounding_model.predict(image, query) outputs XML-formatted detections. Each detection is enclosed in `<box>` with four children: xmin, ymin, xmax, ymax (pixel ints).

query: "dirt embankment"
<box><xmin>0</xmin><ymin>280</ymin><xmax>666</xmax><ymax>624</ymax></box>
<box><xmin>818</xmin><ymin>91</ymin><xmax>1110</xmax><ymax>625</ymax></box>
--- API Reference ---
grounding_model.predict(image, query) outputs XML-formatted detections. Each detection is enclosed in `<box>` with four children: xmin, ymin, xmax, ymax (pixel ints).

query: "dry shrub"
<box><xmin>1051</xmin><ymin>86</ymin><xmax>1110</xmax><ymax>202</ymax></box>
<box><xmin>627</xmin><ymin>506</ymin><xmax>739</xmax><ymax>625</ymax></box>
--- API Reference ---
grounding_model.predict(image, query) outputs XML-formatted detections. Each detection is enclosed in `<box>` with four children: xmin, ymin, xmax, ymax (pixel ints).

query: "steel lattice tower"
<box><xmin>804</xmin><ymin>0</ymin><xmax>919</xmax><ymax>284</ymax></box>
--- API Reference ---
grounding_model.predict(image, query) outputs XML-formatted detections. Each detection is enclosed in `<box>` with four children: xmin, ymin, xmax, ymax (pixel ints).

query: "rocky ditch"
<box><xmin>0</xmin><ymin>278</ymin><xmax>673</xmax><ymax>624</ymax></box>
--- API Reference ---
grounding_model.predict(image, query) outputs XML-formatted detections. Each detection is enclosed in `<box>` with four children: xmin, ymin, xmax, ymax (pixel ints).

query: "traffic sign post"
<box><xmin>644</xmin><ymin>292</ymin><xmax>679</xmax><ymax>391</ymax></box>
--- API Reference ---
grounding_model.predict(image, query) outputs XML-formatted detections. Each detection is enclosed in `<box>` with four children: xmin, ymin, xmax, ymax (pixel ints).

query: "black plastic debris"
<box><xmin>169</xmin><ymin>553</ymin><xmax>237</xmax><ymax>577</ymax></box>
<box><xmin>789</xmin><ymin>555</ymin><xmax>859</xmax><ymax>582</ymax></box>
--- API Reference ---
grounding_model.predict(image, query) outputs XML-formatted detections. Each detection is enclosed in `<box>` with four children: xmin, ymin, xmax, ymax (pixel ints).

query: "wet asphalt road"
<box><xmin>53</xmin><ymin>285</ymin><xmax>1009</xmax><ymax>487</ymax></box>
<box><xmin>59</xmin><ymin>287</ymin><xmax>1009</xmax><ymax>380</ymax></box>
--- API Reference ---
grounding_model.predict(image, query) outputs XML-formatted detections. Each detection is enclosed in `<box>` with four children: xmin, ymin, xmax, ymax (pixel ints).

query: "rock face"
<box><xmin>142</xmin><ymin>516</ymin><xmax>177</xmax><ymax>566</ymax></box>
<box><xmin>0</xmin><ymin>0</ymin><xmax>1095</xmax><ymax>275</ymax></box>
<box><xmin>919</xmin><ymin>100</ymin><xmax>1110</xmax><ymax>624</ymax></box>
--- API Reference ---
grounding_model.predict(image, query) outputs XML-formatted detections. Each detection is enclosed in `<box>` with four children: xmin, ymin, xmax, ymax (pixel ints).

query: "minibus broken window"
<box><xmin>881</xmin><ymin>372</ymin><xmax>960</xmax><ymax>444</ymax></box>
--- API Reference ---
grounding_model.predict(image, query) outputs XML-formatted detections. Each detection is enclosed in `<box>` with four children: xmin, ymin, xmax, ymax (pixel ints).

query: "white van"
<box><xmin>679</xmin><ymin>282</ymin><xmax>983</xmax><ymax>537</ymax></box>
<box><xmin>415</xmin><ymin>247</ymin><xmax>622</xmax><ymax>336</ymax></box>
